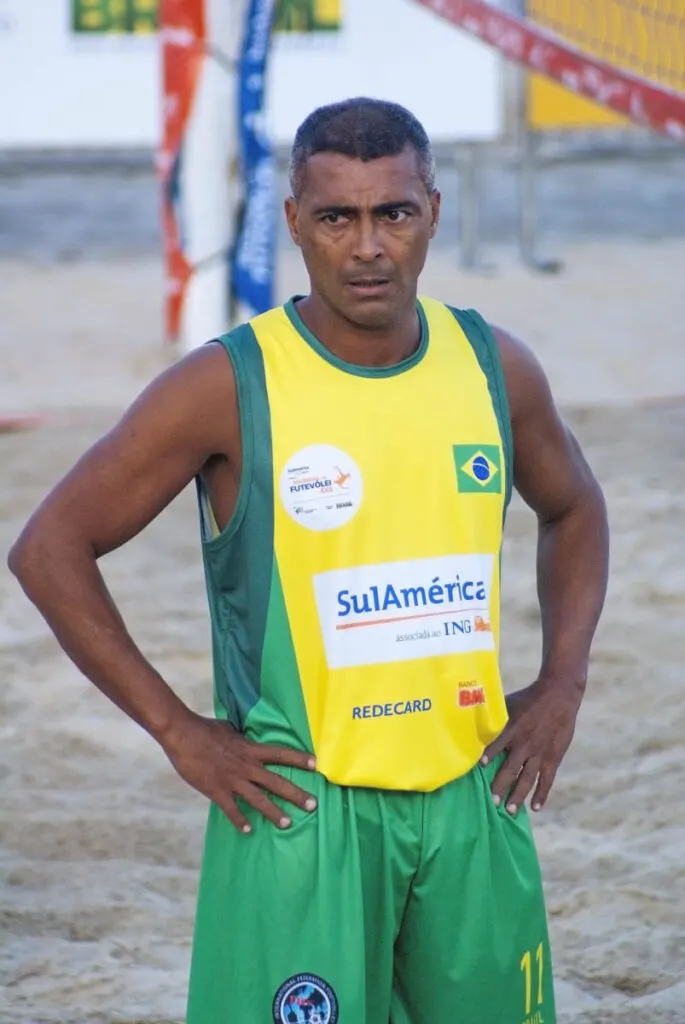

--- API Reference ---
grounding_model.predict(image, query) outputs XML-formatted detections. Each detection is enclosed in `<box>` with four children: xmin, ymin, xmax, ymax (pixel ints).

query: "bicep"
<box><xmin>494</xmin><ymin>326</ymin><xmax>596</xmax><ymax>520</ymax></box>
<box><xmin>22</xmin><ymin>343</ymin><xmax>237</xmax><ymax>556</ymax></box>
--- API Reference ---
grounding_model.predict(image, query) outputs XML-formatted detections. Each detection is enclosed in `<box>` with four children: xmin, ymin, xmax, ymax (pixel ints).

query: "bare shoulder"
<box><xmin>127</xmin><ymin>339</ymin><xmax>239</xmax><ymax>460</ymax></box>
<box><xmin>489</xmin><ymin>324</ymin><xmax>554</xmax><ymax>426</ymax></box>
<box><xmin>488</xmin><ymin>323</ymin><xmax>600</xmax><ymax>516</ymax></box>
<box><xmin>11</xmin><ymin>340</ymin><xmax>241</xmax><ymax>558</ymax></box>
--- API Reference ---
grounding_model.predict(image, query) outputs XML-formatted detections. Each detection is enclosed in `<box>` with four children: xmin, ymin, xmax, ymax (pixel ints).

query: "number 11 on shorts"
<box><xmin>520</xmin><ymin>942</ymin><xmax>545</xmax><ymax>1022</ymax></box>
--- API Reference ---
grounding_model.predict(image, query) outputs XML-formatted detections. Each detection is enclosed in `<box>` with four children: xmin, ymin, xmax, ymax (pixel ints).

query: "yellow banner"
<box><xmin>73</xmin><ymin>1</ymin><xmax>343</xmax><ymax>37</ymax></box>
<box><xmin>274</xmin><ymin>0</ymin><xmax>342</xmax><ymax>32</ymax></box>
<box><xmin>529</xmin><ymin>79</ymin><xmax>630</xmax><ymax>130</ymax></box>
<box><xmin>72</xmin><ymin>0</ymin><xmax>157</xmax><ymax>34</ymax></box>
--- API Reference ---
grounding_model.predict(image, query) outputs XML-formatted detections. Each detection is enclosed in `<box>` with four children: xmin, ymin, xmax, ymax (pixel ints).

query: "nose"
<box><xmin>352</xmin><ymin>215</ymin><xmax>383</xmax><ymax>263</ymax></box>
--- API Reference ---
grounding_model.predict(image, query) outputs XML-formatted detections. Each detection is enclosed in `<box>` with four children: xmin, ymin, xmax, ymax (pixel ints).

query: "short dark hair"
<box><xmin>289</xmin><ymin>97</ymin><xmax>436</xmax><ymax>198</ymax></box>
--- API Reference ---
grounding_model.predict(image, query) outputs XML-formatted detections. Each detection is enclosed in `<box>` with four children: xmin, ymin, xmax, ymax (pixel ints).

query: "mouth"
<box><xmin>346</xmin><ymin>278</ymin><xmax>392</xmax><ymax>298</ymax></box>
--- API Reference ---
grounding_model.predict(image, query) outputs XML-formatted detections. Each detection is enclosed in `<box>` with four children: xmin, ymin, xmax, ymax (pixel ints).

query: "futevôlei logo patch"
<box><xmin>279</xmin><ymin>445</ymin><xmax>362</xmax><ymax>532</ymax></box>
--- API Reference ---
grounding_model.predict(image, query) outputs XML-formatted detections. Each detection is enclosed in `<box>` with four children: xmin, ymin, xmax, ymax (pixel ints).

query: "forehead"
<box><xmin>298</xmin><ymin>147</ymin><xmax>427</xmax><ymax>205</ymax></box>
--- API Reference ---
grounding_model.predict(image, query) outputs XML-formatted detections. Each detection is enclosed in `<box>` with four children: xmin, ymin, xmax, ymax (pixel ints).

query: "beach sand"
<box><xmin>1</xmin><ymin>244</ymin><xmax>684</xmax><ymax>1023</ymax></box>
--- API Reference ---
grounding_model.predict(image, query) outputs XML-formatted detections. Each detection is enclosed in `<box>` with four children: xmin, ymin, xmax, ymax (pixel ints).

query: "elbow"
<box><xmin>573</xmin><ymin>453</ymin><xmax>607</xmax><ymax>519</ymax></box>
<box><xmin>9</xmin><ymin>513</ymin><xmax>95</xmax><ymax>594</ymax></box>
<box><xmin>7</xmin><ymin>514</ymin><xmax>61</xmax><ymax>592</ymax></box>
<box><xmin>6</xmin><ymin>543</ymin><xmax>19</xmax><ymax>577</ymax></box>
<box><xmin>539</xmin><ymin>474</ymin><xmax>607</xmax><ymax>531</ymax></box>
<box><xmin>572</xmin><ymin>480</ymin><xmax>609</xmax><ymax>552</ymax></box>
<box><xmin>7</xmin><ymin>528</ymin><xmax>39</xmax><ymax>588</ymax></box>
<box><xmin>571</xmin><ymin>478</ymin><xmax>608</xmax><ymax>533</ymax></box>
<box><xmin>585</xmin><ymin>474</ymin><xmax>608</xmax><ymax>525</ymax></box>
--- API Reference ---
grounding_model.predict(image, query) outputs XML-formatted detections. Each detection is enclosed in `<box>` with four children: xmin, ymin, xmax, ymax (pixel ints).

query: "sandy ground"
<box><xmin>1</xmin><ymin>243</ymin><xmax>685</xmax><ymax>1024</ymax></box>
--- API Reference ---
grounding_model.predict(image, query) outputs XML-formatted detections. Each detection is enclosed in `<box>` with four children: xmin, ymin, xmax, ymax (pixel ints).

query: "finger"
<box><xmin>235</xmin><ymin>781</ymin><xmax>294</xmax><ymax>829</ymax></box>
<box><xmin>252</xmin><ymin>766</ymin><xmax>318</xmax><ymax>812</ymax></box>
<box><xmin>481</xmin><ymin>725</ymin><xmax>513</xmax><ymax>765</ymax></box>
<box><xmin>503</xmin><ymin>761</ymin><xmax>541</xmax><ymax>816</ymax></box>
<box><xmin>217</xmin><ymin>795</ymin><xmax>253</xmax><ymax>835</ymax></box>
<box><xmin>253</xmin><ymin>743</ymin><xmax>317</xmax><ymax>771</ymax></box>
<box><xmin>490</xmin><ymin>751</ymin><xmax>526</xmax><ymax>807</ymax></box>
<box><xmin>531</xmin><ymin>765</ymin><xmax>558</xmax><ymax>812</ymax></box>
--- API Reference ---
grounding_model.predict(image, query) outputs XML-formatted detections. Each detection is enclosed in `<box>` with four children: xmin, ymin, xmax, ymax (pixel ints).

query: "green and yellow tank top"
<box><xmin>197</xmin><ymin>297</ymin><xmax>513</xmax><ymax>791</ymax></box>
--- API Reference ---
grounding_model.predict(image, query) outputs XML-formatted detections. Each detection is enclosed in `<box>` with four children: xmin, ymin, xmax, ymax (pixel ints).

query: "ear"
<box><xmin>285</xmin><ymin>197</ymin><xmax>301</xmax><ymax>247</ymax></box>
<box><xmin>429</xmin><ymin>190</ymin><xmax>441</xmax><ymax>239</ymax></box>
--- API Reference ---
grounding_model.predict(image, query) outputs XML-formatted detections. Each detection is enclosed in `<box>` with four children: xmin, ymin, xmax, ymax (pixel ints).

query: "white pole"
<box><xmin>181</xmin><ymin>0</ymin><xmax>248</xmax><ymax>350</ymax></box>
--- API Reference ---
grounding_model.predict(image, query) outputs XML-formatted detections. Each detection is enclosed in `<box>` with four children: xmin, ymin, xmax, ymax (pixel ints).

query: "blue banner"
<box><xmin>232</xmin><ymin>0</ymin><xmax>277</xmax><ymax>319</ymax></box>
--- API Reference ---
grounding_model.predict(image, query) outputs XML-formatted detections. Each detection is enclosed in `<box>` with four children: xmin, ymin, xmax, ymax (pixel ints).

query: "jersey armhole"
<box><xmin>448</xmin><ymin>306</ymin><xmax>514</xmax><ymax>514</ymax></box>
<box><xmin>195</xmin><ymin>327</ymin><xmax>257</xmax><ymax>549</ymax></box>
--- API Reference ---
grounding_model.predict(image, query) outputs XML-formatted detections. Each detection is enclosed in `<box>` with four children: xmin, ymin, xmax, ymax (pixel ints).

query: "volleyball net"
<box><xmin>415</xmin><ymin>0</ymin><xmax>685</xmax><ymax>138</ymax></box>
<box><xmin>528</xmin><ymin>0</ymin><xmax>684</xmax><ymax>97</ymax></box>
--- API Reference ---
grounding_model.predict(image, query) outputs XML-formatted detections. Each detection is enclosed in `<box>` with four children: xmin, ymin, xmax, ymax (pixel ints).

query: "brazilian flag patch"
<box><xmin>453</xmin><ymin>444</ymin><xmax>502</xmax><ymax>494</ymax></box>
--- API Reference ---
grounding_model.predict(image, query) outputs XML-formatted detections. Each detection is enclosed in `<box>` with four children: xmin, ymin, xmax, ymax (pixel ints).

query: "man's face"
<box><xmin>285</xmin><ymin>146</ymin><xmax>440</xmax><ymax>331</ymax></box>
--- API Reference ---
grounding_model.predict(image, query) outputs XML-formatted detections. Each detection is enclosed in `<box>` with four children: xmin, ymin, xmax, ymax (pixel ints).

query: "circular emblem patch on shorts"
<box><xmin>272</xmin><ymin>972</ymin><xmax>339</xmax><ymax>1024</ymax></box>
<box><xmin>279</xmin><ymin>444</ymin><xmax>362</xmax><ymax>532</ymax></box>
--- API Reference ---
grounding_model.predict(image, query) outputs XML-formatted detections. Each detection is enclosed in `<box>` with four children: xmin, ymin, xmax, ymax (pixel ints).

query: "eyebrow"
<box><xmin>312</xmin><ymin>200</ymin><xmax>423</xmax><ymax>217</ymax></box>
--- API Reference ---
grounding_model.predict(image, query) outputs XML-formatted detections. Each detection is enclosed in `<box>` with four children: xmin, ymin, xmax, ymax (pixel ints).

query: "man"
<box><xmin>9</xmin><ymin>98</ymin><xmax>609</xmax><ymax>1023</ymax></box>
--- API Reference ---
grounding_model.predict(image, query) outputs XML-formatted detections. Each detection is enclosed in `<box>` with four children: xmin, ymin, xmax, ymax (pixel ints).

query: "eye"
<box><xmin>322</xmin><ymin>213</ymin><xmax>345</xmax><ymax>225</ymax></box>
<box><xmin>384</xmin><ymin>209</ymin><xmax>409</xmax><ymax>223</ymax></box>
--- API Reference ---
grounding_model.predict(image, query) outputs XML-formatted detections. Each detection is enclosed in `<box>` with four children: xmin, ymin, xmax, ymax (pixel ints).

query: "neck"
<box><xmin>294</xmin><ymin>293</ymin><xmax>421</xmax><ymax>368</ymax></box>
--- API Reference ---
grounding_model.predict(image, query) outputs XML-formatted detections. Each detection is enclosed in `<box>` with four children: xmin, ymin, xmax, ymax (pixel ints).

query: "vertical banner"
<box><xmin>160</xmin><ymin>0</ymin><xmax>250</xmax><ymax>350</ymax></box>
<box><xmin>231</xmin><ymin>0</ymin><xmax>277</xmax><ymax>321</ymax></box>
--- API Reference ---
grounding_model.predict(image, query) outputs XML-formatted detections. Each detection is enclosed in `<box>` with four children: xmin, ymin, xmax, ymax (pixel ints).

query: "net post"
<box><xmin>517</xmin><ymin>124</ymin><xmax>535</xmax><ymax>264</ymax></box>
<box><xmin>457</xmin><ymin>142</ymin><xmax>495</xmax><ymax>274</ymax></box>
<box><xmin>511</xmin><ymin>0</ymin><xmax>562</xmax><ymax>273</ymax></box>
<box><xmin>517</xmin><ymin>127</ymin><xmax>561</xmax><ymax>273</ymax></box>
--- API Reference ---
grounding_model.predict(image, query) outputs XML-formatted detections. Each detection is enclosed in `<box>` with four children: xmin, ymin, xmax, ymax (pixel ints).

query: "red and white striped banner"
<box><xmin>159</xmin><ymin>0</ymin><xmax>207</xmax><ymax>344</ymax></box>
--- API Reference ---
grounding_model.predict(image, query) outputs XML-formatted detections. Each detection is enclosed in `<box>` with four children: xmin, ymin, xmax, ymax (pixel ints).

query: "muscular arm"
<box><xmin>498</xmin><ymin>326</ymin><xmax>609</xmax><ymax>689</ymax></box>
<box><xmin>484</xmin><ymin>326</ymin><xmax>609</xmax><ymax>811</ymax></box>
<box><xmin>8</xmin><ymin>344</ymin><xmax>317</xmax><ymax>831</ymax></box>
<box><xmin>8</xmin><ymin>343</ymin><xmax>237</xmax><ymax>740</ymax></box>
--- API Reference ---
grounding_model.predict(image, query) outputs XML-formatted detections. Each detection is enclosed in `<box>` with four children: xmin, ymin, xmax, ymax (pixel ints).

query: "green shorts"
<box><xmin>187</xmin><ymin>757</ymin><xmax>556</xmax><ymax>1024</ymax></box>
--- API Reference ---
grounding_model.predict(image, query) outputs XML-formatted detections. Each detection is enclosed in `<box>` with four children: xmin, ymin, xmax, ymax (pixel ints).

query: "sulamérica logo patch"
<box><xmin>272</xmin><ymin>973</ymin><xmax>339</xmax><ymax>1024</ymax></box>
<box><xmin>313</xmin><ymin>554</ymin><xmax>496</xmax><ymax>670</ymax></box>
<box><xmin>453</xmin><ymin>444</ymin><xmax>502</xmax><ymax>494</ymax></box>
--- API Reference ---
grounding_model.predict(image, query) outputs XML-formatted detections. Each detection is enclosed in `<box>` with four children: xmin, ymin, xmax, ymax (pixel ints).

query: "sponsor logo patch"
<box><xmin>313</xmin><ymin>554</ymin><xmax>496</xmax><ymax>669</ymax></box>
<box><xmin>457</xmin><ymin>681</ymin><xmax>487</xmax><ymax>707</ymax></box>
<box><xmin>280</xmin><ymin>445</ymin><xmax>362</xmax><ymax>532</ymax></box>
<box><xmin>272</xmin><ymin>973</ymin><xmax>339</xmax><ymax>1024</ymax></box>
<box><xmin>352</xmin><ymin>698</ymin><xmax>433</xmax><ymax>720</ymax></box>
